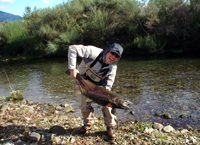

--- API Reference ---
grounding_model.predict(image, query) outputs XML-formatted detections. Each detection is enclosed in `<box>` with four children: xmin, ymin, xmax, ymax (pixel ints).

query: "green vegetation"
<box><xmin>1</xmin><ymin>90</ymin><xmax>23</xmax><ymax>101</ymax></box>
<box><xmin>0</xmin><ymin>0</ymin><xmax>199</xmax><ymax>59</ymax></box>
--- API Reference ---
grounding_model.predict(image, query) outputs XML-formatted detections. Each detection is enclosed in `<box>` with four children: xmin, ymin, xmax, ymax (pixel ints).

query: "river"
<box><xmin>0</xmin><ymin>56</ymin><xmax>199</xmax><ymax>129</ymax></box>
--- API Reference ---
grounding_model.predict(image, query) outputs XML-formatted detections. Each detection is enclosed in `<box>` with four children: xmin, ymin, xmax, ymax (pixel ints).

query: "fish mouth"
<box><xmin>118</xmin><ymin>103</ymin><xmax>131</xmax><ymax>110</ymax></box>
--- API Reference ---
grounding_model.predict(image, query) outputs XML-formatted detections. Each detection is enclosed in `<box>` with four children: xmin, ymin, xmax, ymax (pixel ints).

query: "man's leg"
<box><xmin>79</xmin><ymin>94</ymin><xmax>94</xmax><ymax>133</ymax></box>
<box><xmin>102</xmin><ymin>105</ymin><xmax>117</xmax><ymax>139</ymax></box>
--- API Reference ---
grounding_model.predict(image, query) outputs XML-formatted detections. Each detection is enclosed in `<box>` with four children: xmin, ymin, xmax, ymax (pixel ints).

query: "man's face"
<box><xmin>104</xmin><ymin>50</ymin><xmax>119</xmax><ymax>64</ymax></box>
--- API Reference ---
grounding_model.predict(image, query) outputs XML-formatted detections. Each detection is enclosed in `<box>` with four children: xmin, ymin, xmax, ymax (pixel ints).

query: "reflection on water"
<box><xmin>0</xmin><ymin>57</ymin><xmax>200</xmax><ymax>129</ymax></box>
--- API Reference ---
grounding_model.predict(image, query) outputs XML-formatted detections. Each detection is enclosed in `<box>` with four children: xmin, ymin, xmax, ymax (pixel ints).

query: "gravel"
<box><xmin>0</xmin><ymin>99</ymin><xmax>199</xmax><ymax>144</ymax></box>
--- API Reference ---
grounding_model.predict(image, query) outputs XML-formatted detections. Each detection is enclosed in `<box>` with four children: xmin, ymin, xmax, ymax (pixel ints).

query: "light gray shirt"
<box><xmin>68</xmin><ymin>45</ymin><xmax>117</xmax><ymax>90</ymax></box>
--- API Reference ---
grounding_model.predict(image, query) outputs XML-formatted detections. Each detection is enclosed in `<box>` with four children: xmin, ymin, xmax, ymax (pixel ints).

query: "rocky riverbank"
<box><xmin>0</xmin><ymin>99</ymin><xmax>199</xmax><ymax>145</ymax></box>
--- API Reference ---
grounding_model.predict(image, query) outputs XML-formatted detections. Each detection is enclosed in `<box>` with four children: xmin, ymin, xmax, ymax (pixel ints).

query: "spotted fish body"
<box><xmin>76</xmin><ymin>73</ymin><xmax>130</xmax><ymax>110</ymax></box>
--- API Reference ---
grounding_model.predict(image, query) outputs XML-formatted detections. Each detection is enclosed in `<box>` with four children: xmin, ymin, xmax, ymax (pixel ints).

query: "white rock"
<box><xmin>54</xmin><ymin>110</ymin><xmax>59</xmax><ymax>114</ymax></box>
<box><xmin>180</xmin><ymin>129</ymin><xmax>188</xmax><ymax>134</ymax></box>
<box><xmin>30</xmin><ymin>132</ymin><xmax>41</xmax><ymax>142</ymax></box>
<box><xmin>70</xmin><ymin>137</ymin><xmax>76</xmax><ymax>143</ymax></box>
<box><xmin>144</xmin><ymin>128</ymin><xmax>154</xmax><ymax>134</ymax></box>
<box><xmin>190</xmin><ymin>136</ymin><xmax>197</xmax><ymax>144</ymax></box>
<box><xmin>163</xmin><ymin>125</ymin><xmax>175</xmax><ymax>133</ymax></box>
<box><xmin>54</xmin><ymin>136</ymin><xmax>61</xmax><ymax>143</ymax></box>
<box><xmin>64</xmin><ymin>104</ymin><xmax>69</xmax><ymax>107</ymax></box>
<box><xmin>25</xmin><ymin>117</ymin><xmax>31</xmax><ymax>121</ymax></box>
<box><xmin>56</xmin><ymin>105</ymin><xmax>62</xmax><ymax>111</ymax></box>
<box><xmin>153</xmin><ymin>122</ymin><xmax>164</xmax><ymax>130</ymax></box>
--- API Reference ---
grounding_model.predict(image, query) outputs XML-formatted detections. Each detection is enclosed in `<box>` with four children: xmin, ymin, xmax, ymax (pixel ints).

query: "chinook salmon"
<box><xmin>69</xmin><ymin>72</ymin><xmax>130</xmax><ymax>110</ymax></box>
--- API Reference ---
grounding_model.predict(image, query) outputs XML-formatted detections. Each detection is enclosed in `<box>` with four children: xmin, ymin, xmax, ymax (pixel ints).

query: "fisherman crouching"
<box><xmin>68</xmin><ymin>43</ymin><xmax>123</xmax><ymax>140</ymax></box>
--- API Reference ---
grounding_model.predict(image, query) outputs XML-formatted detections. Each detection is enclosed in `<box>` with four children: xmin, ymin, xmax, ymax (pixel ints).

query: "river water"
<box><xmin>0</xmin><ymin>57</ymin><xmax>199</xmax><ymax>129</ymax></box>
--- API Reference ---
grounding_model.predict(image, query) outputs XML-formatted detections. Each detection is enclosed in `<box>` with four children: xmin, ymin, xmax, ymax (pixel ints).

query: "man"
<box><xmin>68</xmin><ymin>43</ymin><xmax>123</xmax><ymax>139</ymax></box>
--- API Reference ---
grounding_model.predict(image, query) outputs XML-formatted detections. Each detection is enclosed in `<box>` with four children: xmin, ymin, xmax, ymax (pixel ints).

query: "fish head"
<box><xmin>118</xmin><ymin>102</ymin><xmax>131</xmax><ymax>110</ymax></box>
<box><xmin>115</xmin><ymin>97</ymin><xmax>131</xmax><ymax>110</ymax></box>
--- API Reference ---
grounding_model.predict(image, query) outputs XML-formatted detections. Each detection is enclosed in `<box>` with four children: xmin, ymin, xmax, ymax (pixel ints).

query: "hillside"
<box><xmin>0</xmin><ymin>11</ymin><xmax>22</xmax><ymax>21</ymax></box>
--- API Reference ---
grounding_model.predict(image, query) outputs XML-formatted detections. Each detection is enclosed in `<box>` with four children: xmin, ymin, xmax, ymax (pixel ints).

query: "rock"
<box><xmin>190</xmin><ymin>136</ymin><xmax>197</xmax><ymax>144</ymax></box>
<box><xmin>45</xmin><ymin>133</ymin><xmax>52</xmax><ymax>140</ymax></box>
<box><xmin>130</xmin><ymin>111</ymin><xmax>135</xmax><ymax>115</ymax></box>
<box><xmin>144</xmin><ymin>128</ymin><xmax>154</xmax><ymax>134</ymax></box>
<box><xmin>3</xmin><ymin>142</ymin><xmax>14</xmax><ymax>145</ymax></box>
<box><xmin>180</xmin><ymin>129</ymin><xmax>188</xmax><ymax>134</ymax></box>
<box><xmin>37</xmin><ymin>127</ymin><xmax>44</xmax><ymax>131</ymax></box>
<box><xmin>52</xmin><ymin>115</ymin><xmax>58</xmax><ymax>122</ymax></box>
<box><xmin>30</xmin><ymin>132</ymin><xmax>41</xmax><ymax>142</ymax></box>
<box><xmin>153</xmin><ymin>122</ymin><xmax>163</xmax><ymax>130</ymax></box>
<box><xmin>16</xmin><ymin>139</ymin><xmax>25</xmax><ymax>145</ymax></box>
<box><xmin>54</xmin><ymin>136</ymin><xmax>61</xmax><ymax>143</ymax></box>
<box><xmin>59</xmin><ymin>115</ymin><xmax>68</xmax><ymax>120</ymax></box>
<box><xmin>64</xmin><ymin>103</ymin><xmax>70</xmax><ymax>107</ymax></box>
<box><xmin>28</xmin><ymin>106</ymin><xmax>34</xmax><ymax>114</ymax></box>
<box><xmin>163</xmin><ymin>125</ymin><xmax>175</xmax><ymax>133</ymax></box>
<box><xmin>0</xmin><ymin>104</ymin><xmax>9</xmax><ymax>114</ymax></box>
<box><xmin>6</xmin><ymin>122</ymin><xmax>13</xmax><ymax>126</ymax></box>
<box><xmin>50</xmin><ymin>125</ymin><xmax>65</xmax><ymax>135</ymax></box>
<box><xmin>154</xmin><ymin>112</ymin><xmax>162</xmax><ymax>117</ymax></box>
<box><xmin>54</xmin><ymin>110</ymin><xmax>59</xmax><ymax>114</ymax></box>
<box><xmin>26</xmin><ymin>100</ymin><xmax>34</xmax><ymax>105</ymax></box>
<box><xmin>12</xmin><ymin>120</ymin><xmax>18</xmax><ymax>125</ymax></box>
<box><xmin>179</xmin><ymin>114</ymin><xmax>186</xmax><ymax>118</ymax></box>
<box><xmin>55</xmin><ymin>105</ymin><xmax>62</xmax><ymax>111</ymax></box>
<box><xmin>70</xmin><ymin>137</ymin><xmax>76</xmax><ymax>143</ymax></box>
<box><xmin>162</xmin><ymin>113</ymin><xmax>172</xmax><ymax>119</ymax></box>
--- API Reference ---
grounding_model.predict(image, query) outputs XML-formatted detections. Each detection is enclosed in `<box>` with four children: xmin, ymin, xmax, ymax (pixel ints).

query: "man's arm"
<box><xmin>68</xmin><ymin>45</ymin><xmax>102</xmax><ymax>79</ymax></box>
<box><xmin>68</xmin><ymin>45</ymin><xmax>102</xmax><ymax>69</ymax></box>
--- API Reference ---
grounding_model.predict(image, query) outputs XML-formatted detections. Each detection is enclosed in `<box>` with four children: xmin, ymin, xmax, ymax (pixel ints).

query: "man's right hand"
<box><xmin>70</xmin><ymin>69</ymin><xmax>79</xmax><ymax>79</ymax></box>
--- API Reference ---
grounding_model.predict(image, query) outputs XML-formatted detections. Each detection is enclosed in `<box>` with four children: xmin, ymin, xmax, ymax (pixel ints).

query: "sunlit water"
<box><xmin>0</xmin><ymin>57</ymin><xmax>199</xmax><ymax>129</ymax></box>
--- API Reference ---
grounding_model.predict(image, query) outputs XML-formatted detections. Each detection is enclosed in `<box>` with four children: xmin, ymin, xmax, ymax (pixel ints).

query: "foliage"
<box><xmin>0</xmin><ymin>0</ymin><xmax>199</xmax><ymax>58</ymax></box>
<box><xmin>0</xmin><ymin>21</ymin><xmax>36</xmax><ymax>56</ymax></box>
<box><xmin>1</xmin><ymin>90</ymin><xmax>23</xmax><ymax>101</ymax></box>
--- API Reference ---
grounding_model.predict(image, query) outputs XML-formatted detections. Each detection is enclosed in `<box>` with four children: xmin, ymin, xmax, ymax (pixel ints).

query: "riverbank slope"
<box><xmin>0</xmin><ymin>99</ymin><xmax>199</xmax><ymax>144</ymax></box>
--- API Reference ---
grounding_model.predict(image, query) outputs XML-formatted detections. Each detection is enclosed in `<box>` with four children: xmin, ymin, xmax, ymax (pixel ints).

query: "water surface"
<box><xmin>0</xmin><ymin>57</ymin><xmax>199</xmax><ymax>129</ymax></box>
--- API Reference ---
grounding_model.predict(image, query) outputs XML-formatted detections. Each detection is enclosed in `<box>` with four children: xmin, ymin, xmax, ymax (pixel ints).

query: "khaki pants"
<box><xmin>79</xmin><ymin>94</ymin><xmax>117</xmax><ymax>127</ymax></box>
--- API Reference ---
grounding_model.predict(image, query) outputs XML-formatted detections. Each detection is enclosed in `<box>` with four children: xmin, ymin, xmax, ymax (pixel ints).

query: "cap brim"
<box><xmin>110</xmin><ymin>50</ymin><xmax>120</xmax><ymax>57</ymax></box>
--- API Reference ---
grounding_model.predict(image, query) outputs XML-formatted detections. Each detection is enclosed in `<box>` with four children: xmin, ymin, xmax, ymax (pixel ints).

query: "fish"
<box><xmin>67</xmin><ymin>71</ymin><xmax>130</xmax><ymax>110</ymax></box>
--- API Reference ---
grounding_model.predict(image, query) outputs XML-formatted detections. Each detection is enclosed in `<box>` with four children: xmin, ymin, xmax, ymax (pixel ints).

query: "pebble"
<box><xmin>163</xmin><ymin>113</ymin><xmax>172</xmax><ymax>119</ymax></box>
<box><xmin>153</xmin><ymin>122</ymin><xmax>163</xmax><ymax>130</ymax></box>
<box><xmin>50</xmin><ymin>125</ymin><xmax>65</xmax><ymax>135</ymax></box>
<box><xmin>180</xmin><ymin>129</ymin><xmax>188</xmax><ymax>134</ymax></box>
<box><xmin>0</xmin><ymin>104</ymin><xmax>9</xmax><ymax>114</ymax></box>
<box><xmin>0</xmin><ymin>99</ymin><xmax>199</xmax><ymax>145</ymax></box>
<box><xmin>30</xmin><ymin>132</ymin><xmax>41</xmax><ymax>142</ymax></box>
<box><xmin>56</xmin><ymin>105</ymin><xmax>62</xmax><ymax>111</ymax></box>
<box><xmin>144</xmin><ymin>128</ymin><xmax>154</xmax><ymax>134</ymax></box>
<box><xmin>163</xmin><ymin>125</ymin><xmax>175</xmax><ymax>133</ymax></box>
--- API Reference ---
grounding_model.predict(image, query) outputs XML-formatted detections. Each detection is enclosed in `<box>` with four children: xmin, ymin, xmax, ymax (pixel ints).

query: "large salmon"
<box><xmin>71</xmin><ymin>72</ymin><xmax>130</xmax><ymax>110</ymax></box>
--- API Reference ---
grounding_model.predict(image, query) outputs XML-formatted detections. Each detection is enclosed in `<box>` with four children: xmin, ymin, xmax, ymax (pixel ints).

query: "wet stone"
<box><xmin>179</xmin><ymin>114</ymin><xmax>186</xmax><ymax>118</ymax></box>
<box><xmin>162</xmin><ymin>113</ymin><xmax>172</xmax><ymax>119</ymax></box>
<box><xmin>30</xmin><ymin>132</ymin><xmax>41</xmax><ymax>142</ymax></box>
<box><xmin>50</xmin><ymin>125</ymin><xmax>65</xmax><ymax>135</ymax></box>
<box><xmin>130</xmin><ymin>111</ymin><xmax>135</xmax><ymax>115</ymax></box>
<box><xmin>154</xmin><ymin>112</ymin><xmax>162</xmax><ymax>117</ymax></box>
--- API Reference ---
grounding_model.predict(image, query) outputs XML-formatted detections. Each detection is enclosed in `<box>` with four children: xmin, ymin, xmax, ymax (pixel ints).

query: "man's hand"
<box><xmin>70</xmin><ymin>69</ymin><xmax>79</xmax><ymax>79</ymax></box>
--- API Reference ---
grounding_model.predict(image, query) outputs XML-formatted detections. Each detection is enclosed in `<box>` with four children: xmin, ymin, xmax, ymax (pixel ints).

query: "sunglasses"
<box><xmin>110</xmin><ymin>51</ymin><xmax>120</xmax><ymax>58</ymax></box>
